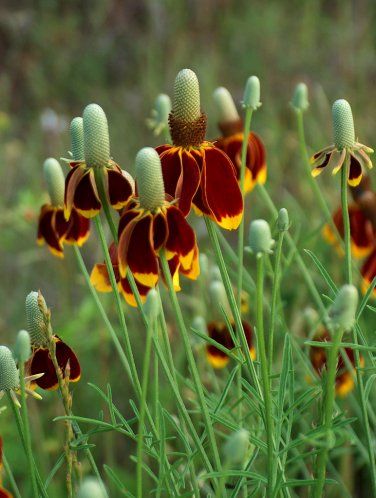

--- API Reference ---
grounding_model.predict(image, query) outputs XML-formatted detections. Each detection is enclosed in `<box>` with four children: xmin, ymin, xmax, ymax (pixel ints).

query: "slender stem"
<box><xmin>255</xmin><ymin>257</ymin><xmax>275</xmax><ymax>497</ymax></box>
<box><xmin>159</xmin><ymin>251</ymin><xmax>224</xmax><ymax>496</ymax></box>
<box><xmin>313</xmin><ymin>325</ymin><xmax>344</xmax><ymax>498</ymax></box>
<box><xmin>18</xmin><ymin>363</ymin><xmax>39</xmax><ymax>498</ymax></box>
<box><xmin>269</xmin><ymin>230</ymin><xmax>285</xmax><ymax>365</ymax></box>
<box><xmin>2</xmin><ymin>453</ymin><xmax>22</xmax><ymax>498</ymax></box>
<box><xmin>237</xmin><ymin>107</ymin><xmax>253</xmax><ymax>310</ymax></box>
<box><xmin>136</xmin><ymin>319</ymin><xmax>154</xmax><ymax>498</ymax></box>
<box><xmin>340</xmin><ymin>158</ymin><xmax>376</xmax><ymax>494</ymax></box>
<box><xmin>341</xmin><ymin>159</ymin><xmax>352</xmax><ymax>285</ymax></box>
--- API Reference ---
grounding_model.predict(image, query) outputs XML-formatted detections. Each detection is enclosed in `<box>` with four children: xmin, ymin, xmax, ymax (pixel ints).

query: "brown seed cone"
<box><xmin>218</xmin><ymin>118</ymin><xmax>244</xmax><ymax>137</ymax></box>
<box><xmin>169</xmin><ymin>112</ymin><xmax>207</xmax><ymax>147</ymax></box>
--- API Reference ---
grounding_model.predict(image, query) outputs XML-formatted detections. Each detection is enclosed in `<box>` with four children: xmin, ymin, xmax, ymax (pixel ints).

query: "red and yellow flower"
<box><xmin>309</xmin><ymin>329</ymin><xmax>363</xmax><ymax>397</ymax></box>
<box><xmin>64</xmin><ymin>105</ymin><xmax>134</xmax><ymax>220</ymax></box>
<box><xmin>156</xmin><ymin>69</ymin><xmax>243</xmax><ymax>230</ymax></box>
<box><xmin>206</xmin><ymin>320</ymin><xmax>255</xmax><ymax>369</ymax></box>
<box><xmin>361</xmin><ymin>247</ymin><xmax>376</xmax><ymax>297</ymax></box>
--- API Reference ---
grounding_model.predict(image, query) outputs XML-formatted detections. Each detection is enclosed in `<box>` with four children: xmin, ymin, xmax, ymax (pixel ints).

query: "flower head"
<box><xmin>156</xmin><ymin>69</ymin><xmax>243</xmax><ymax>230</ymax></box>
<box><xmin>146</xmin><ymin>94</ymin><xmax>171</xmax><ymax>136</ymax></box>
<box><xmin>64</xmin><ymin>106</ymin><xmax>134</xmax><ymax>219</ymax></box>
<box><xmin>311</xmin><ymin>99</ymin><xmax>373</xmax><ymax>186</ymax></box>
<box><xmin>25</xmin><ymin>291</ymin><xmax>80</xmax><ymax>391</ymax></box>
<box><xmin>37</xmin><ymin>158</ymin><xmax>90</xmax><ymax>257</ymax></box>
<box><xmin>213</xmin><ymin>86</ymin><xmax>267</xmax><ymax>194</ymax></box>
<box><xmin>309</xmin><ymin>329</ymin><xmax>363</xmax><ymax>397</ymax></box>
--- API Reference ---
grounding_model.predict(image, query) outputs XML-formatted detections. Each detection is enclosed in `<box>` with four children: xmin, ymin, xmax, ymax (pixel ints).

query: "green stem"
<box><xmin>255</xmin><ymin>257</ymin><xmax>275</xmax><ymax>497</ymax></box>
<box><xmin>2</xmin><ymin>453</ymin><xmax>22</xmax><ymax>498</ymax></box>
<box><xmin>136</xmin><ymin>319</ymin><xmax>154</xmax><ymax>498</ymax></box>
<box><xmin>269</xmin><ymin>230</ymin><xmax>284</xmax><ymax>365</ymax></box>
<box><xmin>159</xmin><ymin>251</ymin><xmax>224</xmax><ymax>496</ymax></box>
<box><xmin>313</xmin><ymin>325</ymin><xmax>344</xmax><ymax>498</ymax></box>
<box><xmin>18</xmin><ymin>363</ymin><xmax>39</xmax><ymax>498</ymax></box>
<box><xmin>341</xmin><ymin>159</ymin><xmax>352</xmax><ymax>285</ymax></box>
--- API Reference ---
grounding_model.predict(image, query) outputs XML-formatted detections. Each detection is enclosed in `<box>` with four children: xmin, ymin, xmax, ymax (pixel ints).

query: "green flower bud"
<box><xmin>291</xmin><ymin>83</ymin><xmax>309</xmax><ymax>112</ymax></box>
<box><xmin>25</xmin><ymin>291</ymin><xmax>49</xmax><ymax>347</ymax></box>
<box><xmin>70</xmin><ymin>117</ymin><xmax>84</xmax><ymax>161</ymax></box>
<box><xmin>242</xmin><ymin>76</ymin><xmax>261</xmax><ymax>110</ymax></box>
<box><xmin>223</xmin><ymin>429</ymin><xmax>250</xmax><ymax>466</ymax></box>
<box><xmin>198</xmin><ymin>253</ymin><xmax>209</xmax><ymax>281</ymax></box>
<box><xmin>77</xmin><ymin>478</ymin><xmax>107</xmax><ymax>498</ymax></box>
<box><xmin>332</xmin><ymin>99</ymin><xmax>355</xmax><ymax>150</ymax></box>
<box><xmin>83</xmin><ymin>103</ymin><xmax>110</xmax><ymax>169</ymax></box>
<box><xmin>14</xmin><ymin>330</ymin><xmax>31</xmax><ymax>363</ymax></box>
<box><xmin>213</xmin><ymin>87</ymin><xmax>240</xmax><ymax>123</ymax></box>
<box><xmin>209</xmin><ymin>280</ymin><xmax>230</xmax><ymax>318</ymax></box>
<box><xmin>248</xmin><ymin>219</ymin><xmax>274</xmax><ymax>256</ymax></box>
<box><xmin>191</xmin><ymin>316</ymin><xmax>207</xmax><ymax>336</ymax></box>
<box><xmin>0</xmin><ymin>346</ymin><xmax>19</xmax><ymax>391</ymax></box>
<box><xmin>209</xmin><ymin>265</ymin><xmax>222</xmax><ymax>282</ymax></box>
<box><xmin>43</xmin><ymin>158</ymin><xmax>65</xmax><ymax>207</ymax></box>
<box><xmin>172</xmin><ymin>69</ymin><xmax>201</xmax><ymax>122</ymax></box>
<box><xmin>135</xmin><ymin>147</ymin><xmax>165</xmax><ymax>211</ymax></box>
<box><xmin>143</xmin><ymin>289</ymin><xmax>160</xmax><ymax>323</ymax></box>
<box><xmin>277</xmin><ymin>208</ymin><xmax>289</xmax><ymax>231</ymax></box>
<box><xmin>329</xmin><ymin>284</ymin><xmax>358</xmax><ymax>331</ymax></box>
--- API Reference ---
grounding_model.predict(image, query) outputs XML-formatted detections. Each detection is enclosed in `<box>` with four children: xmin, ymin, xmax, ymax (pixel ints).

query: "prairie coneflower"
<box><xmin>156</xmin><ymin>69</ymin><xmax>243</xmax><ymax>230</ymax></box>
<box><xmin>37</xmin><ymin>158</ymin><xmax>90</xmax><ymax>257</ymax></box>
<box><xmin>64</xmin><ymin>108</ymin><xmax>133</xmax><ymax>219</ymax></box>
<box><xmin>311</xmin><ymin>99</ymin><xmax>373</xmax><ymax>187</ymax></box>
<box><xmin>117</xmin><ymin>148</ymin><xmax>199</xmax><ymax>305</ymax></box>
<box><xmin>309</xmin><ymin>329</ymin><xmax>363</xmax><ymax>397</ymax></box>
<box><xmin>25</xmin><ymin>292</ymin><xmax>80</xmax><ymax>391</ymax></box>
<box><xmin>213</xmin><ymin>86</ymin><xmax>267</xmax><ymax>193</ymax></box>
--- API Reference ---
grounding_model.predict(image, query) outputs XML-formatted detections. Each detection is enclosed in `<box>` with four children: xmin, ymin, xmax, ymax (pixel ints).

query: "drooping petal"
<box><xmin>312</xmin><ymin>153</ymin><xmax>331</xmax><ymax>177</ymax></box>
<box><xmin>348</xmin><ymin>153</ymin><xmax>363</xmax><ymax>187</ymax></box>
<box><xmin>105</xmin><ymin>164</ymin><xmax>133</xmax><ymax>210</ymax></box>
<box><xmin>118</xmin><ymin>214</ymin><xmax>159</xmax><ymax>286</ymax></box>
<box><xmin>165</xmin><ymin>205</ymin><xmax>196</xmax><ymax>269</ymax></box>
<box><xmin>90</xmin><ymin>243</ymin><xmax>121</xmax><ymax>292</ymax></box>
<box><xmin>37</xmin><ymin>205</ymin><xmax>64</xmax><ymax>258</ymax></box>
<box><xmin>73</xmin><ymin>169</ymin><xmax>101</xmax><ymax>218</ymax></box>
<box><xmin>119</xmin><ymin>277</ymin><xmax>151</xmax><ymax>307</ymax></box>
<box><xmin>180</xmin><ymin>245</ymin><xmax>200</xmax><ymax>280</ymax></box>
<box><xmin>200</xmin><ymin>146</ymin><xmax>243</xmax><ymax>230</ymax></box>
<box><xmin>153</xmin><ymin>211</ymin><xmax>168</xmax><ymax>251</ymax></box>
<box><xmin>64</xmin><ymin>209</ymin><xmax>91</xmax><ymax>246</ymax></box>
<box><xmin>64</xmin><ymin>165</ymin><xmax>88</xmax><ymax>219</ymax></box>
<box><xmin>29</xmin><ymin>337</ymin><xmax>80</xmax><ymax>391</ymax></box>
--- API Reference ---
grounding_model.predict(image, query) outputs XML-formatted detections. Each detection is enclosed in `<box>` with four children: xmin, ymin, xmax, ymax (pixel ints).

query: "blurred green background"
<box><xmin>0</xmin><ymin>1</ymin><xmax>375</xmax><ymax>495</ymax></box>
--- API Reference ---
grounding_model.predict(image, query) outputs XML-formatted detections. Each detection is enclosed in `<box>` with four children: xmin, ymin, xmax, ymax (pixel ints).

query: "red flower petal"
<box><xmin>73</xmin><ymin>169</ymin><xmax>101</xmax><ymax>218</ymax></box>
<box><xmin>105</xmin><ymin>165</ymin><xmax>133</xmax><ymax>210</ymax></box>
<box><xmin>119</xmin><ymin>277</ymin><xmax>151</xmax><ymax>307</ymax></box>
<box><xmin>37</xmin><ymin>205</ymin><xmax>64</xmax><ymax>258</ymax></box>
<box><xmin>30</xmin><ymin>337</ymin><xmax>80</xmax><ymax>391</ymax></box>
<box><xmin>64</xmin><ymin>209</ymin><xmax>91</xmax><ymax>246</ymax></box>
<box><xmin>153</xmin><ymin>211</ymin><xmax>168</xmax><ymax>251</ymax></box>
<box><xmin>348</xmin><ymin>154</ymin><xmax>363</xmax><ymax>187</ymax></box>
<box><xmin>64</xmin><ymin>165</ymin><xmax>87</xmax><ymax>219</ymax></box>
<box><xmin>165</xmin><ymin>205</ymin><xmax>196</xmax><ymax>270</ymax></box>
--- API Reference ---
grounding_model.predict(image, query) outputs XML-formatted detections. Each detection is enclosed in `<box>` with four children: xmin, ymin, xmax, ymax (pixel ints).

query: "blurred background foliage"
<box><xmin>0</xmin><ymin>1</ymin><xmax>375</xmax><ymax>495</ymax></box>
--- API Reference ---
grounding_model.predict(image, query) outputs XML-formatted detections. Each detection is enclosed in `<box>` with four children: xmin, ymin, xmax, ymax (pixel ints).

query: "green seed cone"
<box><xmin>70</xmin><ymin>117</ymin><xmax>84</xmax><ymax>161</ymax></box>
<box><xmin>291</xmin><ymin>83</ymin><xmax>309</xmax><ymax>112</ymax></box>
<box><xmin>25</xmin><ymin>291</ymin><xmax>48</xmax><ymax>347</ymax></box>
<box><xmin>43</xmin><ymin>158</ymin><xmax>65</xmax><ymax>207</ymax></box>
<box><xmin>332</xmin><ymin>99</ymin><xmax>355</xmax><ymax>150</ymax></box>
<box><xmin>329</xmin><ymin>284</ymin><xmax>358</xmax><ymax>331</ymax></box>
<box><xmin>243</xmin><ymin>76</ymin><xmax>261</xmax><ymax>110</ymax></box>
<box><xmin>172</xmin><ymin>69</ymin><xmax>201</xmax><ymax>122</ymax></box>
<box><xmin>154</xmin><ymin>94</ymin><xmax>171</xmax><ymax>125</ymax></box>
<box><xmin>135</xmin><ymin>147</ymin><xmax>165</xmax><ymax>211</ymax></box>
<box><xmin>83</xmin><ymin>103</ymin><xmax>110</xmax><ymax>169</ymax></box>
<box><xmin>0</xmin><ymin>346</ymin><xmax>19</xmax><ymax>391</ymax></box>
<box><xmin>14</xmin><ymin>330</ymin><xmax>31</xmax><ymax>363</ymax></box>
<box><xmin>248</xmin><ymin>219</ymin><xmax>274</xmax><ymax>255</ymax></box>
<box><xmin>213</xmin><ymin>87</ymin><xmax>240</xmax><ymax>123</ymax></box>
<box><xmin>77</xmin><ymin>478</ymin><xmax>107</xmax><ymax>498</ymax></box>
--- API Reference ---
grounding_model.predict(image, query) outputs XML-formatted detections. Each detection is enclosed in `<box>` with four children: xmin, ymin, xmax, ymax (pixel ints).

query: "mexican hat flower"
<box><xmin>206</xmin><ymin>320</ymin><xmax>255</xmax><ymax>369</ymax></box>
<box><xmin>0</xmin><ymin>438</ymin><xmax>13</xmax><ymax>497</ymax></box>
<box><xmin>311</xmin><ymin>99</ymin><xmax>373</xmax><ymax>187</ymax></box>
<box><xmin>117</xmin><ymin>147</ymin><xmax>199</xmax><ymax>303</ymax></box>
<box><xmin>26</xmin><ymin>292</ymin><xmax>80</xmax><ymax>391</ymax></box>
<box><xmin>156</xmin><ymin>69</ymin><xmax>243</xmax><ymax>230</ymax></box>
<box><xmin>361</xmin><ymin>248</ymin><xmax>376</xmax><ymax>297</ymax></box>
<box><xmin>213</xmin><ymin>86</ymin><xmax>267</xmax><ymax>193</ymax></box>
<box><xmin>309</xmin><ymin>329</ymin><xmax>363</xmax><ymax>397</ymax></box>
<box><xmin>37</xmin><ymin>158</ymin><xmax>90</xmax><ymax>257</ymax></box>
<box><xmin>64</xmin><ymin>107</ymin><xmax>133</xmax><ymax>219</ymax></box>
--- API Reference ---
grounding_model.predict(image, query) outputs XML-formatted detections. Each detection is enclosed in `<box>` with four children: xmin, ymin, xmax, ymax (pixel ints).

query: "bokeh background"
<box><xmin>1</xmin><ymin>1</ymin><xmax>375</xmax><ymax>496</ymax></box>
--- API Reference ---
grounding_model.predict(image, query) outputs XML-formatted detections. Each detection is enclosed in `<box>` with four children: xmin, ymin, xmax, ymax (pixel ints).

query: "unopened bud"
<box><xmin>14</xmin><ymin>330</ymin><xmax>31</xmax><ymax>363</ymax></box>
<box><xmin>242</xmin><ymin>76</ymin><xmax>261</xmax><ymax>110</ymax></box>
<box><xmin>223</xmin><ymin>429</ymin><xmax>250</xmax><ymax>466</ymax></box>
<box><xmin>329</xmin><ymin>284</ymin><xmax>358</xmax><ymax>331</ymax></box>
<box><xmin>0</xmin><ymin>346</ymin><xmax>19</xmax><ymax>391</ymax></box>
<box><xmin>43</xmin><ymin>158</ymin><xmax>65</xmax><ymax>207</ymax></box>
<box><xmin>77</xmin><ymin>477</ymin><xmax>107</xmax><ymax>498</ymax></box>
<box><xmin>135</xmin><ymin>147</ymin><xmax>165</xmax><ymax>211</ymax></box>
<box><xmin>191</xmin><ymin>316</ymin><xmax>207</xmax><ymax>336</ymax></box>
<box><xmin>143</xmin><ymin>289</ymin><xmax>160</xmax><ymax>323</ymax></box>
<box><xmin>332</xmin><ymin>99</ymin><xmax>355</xmax><ymax>150</ymax></box>
<box><xmin>83</xmin><ymin>104</ymin><xmax>110</xmax><ymax>169</ymax></box>
<box><xmin>248</xmin><ymin>219</ymin><xmax>274</xmax><ymax>256</ymax></box>
<box><xmin>291</xmin><ymin>83</ymin><xmax>309</xmax><ymax>112</ymax></box>
<box><xmin>277</xmin><ymin>208</ymin><xmax>289</xmax><ymax>231</ymax></box>
<box><xmin>213</xmin><ymin>87</ymin><xmax>240</xmax><ymax>123</ymax></box>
